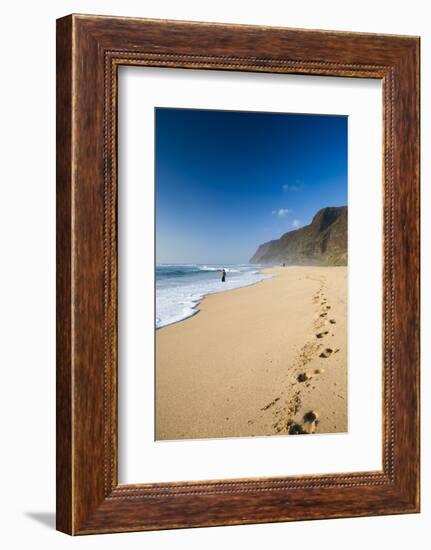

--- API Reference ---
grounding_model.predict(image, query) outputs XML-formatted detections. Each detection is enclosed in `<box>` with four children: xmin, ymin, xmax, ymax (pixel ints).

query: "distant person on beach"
<box><xmin>221</xmin><ymin>269</ymin><xmax>226</xmax><ymax>282</ymax></box>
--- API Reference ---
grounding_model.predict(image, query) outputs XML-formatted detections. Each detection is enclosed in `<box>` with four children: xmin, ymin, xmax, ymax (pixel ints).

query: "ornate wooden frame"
<box><xmin>56</xmin><ymin>14</ymin><xmax>420</xmax><ymax>534</ymax></box>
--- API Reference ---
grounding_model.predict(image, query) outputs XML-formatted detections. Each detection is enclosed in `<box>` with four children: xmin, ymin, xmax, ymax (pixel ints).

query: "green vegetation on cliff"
<box><xmin>250</xmin><ymin>206</ymin><xmax>347</xmax><ymax>266</ymax></box>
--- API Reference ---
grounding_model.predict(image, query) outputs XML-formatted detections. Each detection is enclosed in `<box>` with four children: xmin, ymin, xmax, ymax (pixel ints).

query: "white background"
<box><xmin>0</xmin><ymin>1</ymin><xmax>428</xmax><ymax>548</ymax></box>
<box><xmin>119</xmin><ymin>67</ymin><xmax>382</xmax><ymax>483</ymax></box>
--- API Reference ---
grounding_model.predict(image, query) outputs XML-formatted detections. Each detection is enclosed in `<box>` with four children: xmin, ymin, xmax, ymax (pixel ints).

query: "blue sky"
<box><xmin>155</xmin><ymin>108</ymin><xmax>347</xmax><ymax>264</ymax></box>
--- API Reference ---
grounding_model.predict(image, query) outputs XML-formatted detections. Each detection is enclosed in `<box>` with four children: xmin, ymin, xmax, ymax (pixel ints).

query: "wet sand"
<box><xmin>156</xmin><ymin>266</ymin><xmax>347</xmax><ymax>440</ymax></box>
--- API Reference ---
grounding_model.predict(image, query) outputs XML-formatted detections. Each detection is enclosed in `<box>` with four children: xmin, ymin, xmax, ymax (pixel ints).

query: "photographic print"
<box><xmin>155</xmin><ymin>107</ymin><xmax>348</xmax><ymax>441</ymax></box>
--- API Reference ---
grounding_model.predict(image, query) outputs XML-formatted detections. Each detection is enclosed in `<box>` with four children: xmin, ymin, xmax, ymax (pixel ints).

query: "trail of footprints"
<box><xmin>258</xmin><ymin>279</ymin><xmax>340</xmax><ymax>436</ymax></box>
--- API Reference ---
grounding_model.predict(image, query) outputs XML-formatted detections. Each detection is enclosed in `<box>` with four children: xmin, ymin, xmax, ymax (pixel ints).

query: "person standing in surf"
<box><xmin>221</xmin><ymin>268</ymin><xmax>226</xmax><ymax>282</ymax></box>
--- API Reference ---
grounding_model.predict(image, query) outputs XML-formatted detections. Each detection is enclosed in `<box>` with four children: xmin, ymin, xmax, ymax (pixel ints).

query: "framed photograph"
<box><xmin>56</xmin><ymin>14</ymin><xmax>420</xmax><ymax>534</ymax></box>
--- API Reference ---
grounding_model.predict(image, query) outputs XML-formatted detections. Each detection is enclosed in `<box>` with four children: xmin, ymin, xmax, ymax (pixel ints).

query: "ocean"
<box><xmin>156</xmin><ymin>264</ymin><xmax>270</xmax><ymax>328</ymax></box>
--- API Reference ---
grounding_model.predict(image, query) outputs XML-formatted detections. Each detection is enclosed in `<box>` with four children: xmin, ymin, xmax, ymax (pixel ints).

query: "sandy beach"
<box><xmin>156</xmin><ymin>266</ymin><xmax>347</xmax><ymax>440</ymax></box>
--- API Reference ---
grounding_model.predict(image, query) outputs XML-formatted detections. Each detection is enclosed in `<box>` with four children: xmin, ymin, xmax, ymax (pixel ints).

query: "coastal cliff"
<box><xmin>250</xmin><ymin>206</ymin><xmax>347</xmax><ymax>266</ymax></box>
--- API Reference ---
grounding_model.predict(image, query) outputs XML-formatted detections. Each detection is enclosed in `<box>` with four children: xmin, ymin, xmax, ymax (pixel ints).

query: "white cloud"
<box><xmin>291</xmin><ymin>219</ymin><xmax>301</xmax><ymax>228</ymax></box>
<box><xmin>283</xmin><ymin>181</ymin><xmax>303</xmax><ymax>192</ymax></box>
<box><xmin>272</xmin><ymin>208</ymin><xmax>291</xmax><ymax>218</ymax></box>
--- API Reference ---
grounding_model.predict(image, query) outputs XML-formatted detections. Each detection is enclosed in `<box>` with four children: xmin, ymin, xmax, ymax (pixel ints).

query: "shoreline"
<box><xmin>156</xmin><ymin>266</ymin><xmax>347</xmax><ymax>440</ymax></box>
<box><xmin>156</xmin><ymin>266</ymin><xmax>272</xmax><ymax>330</ymax></box>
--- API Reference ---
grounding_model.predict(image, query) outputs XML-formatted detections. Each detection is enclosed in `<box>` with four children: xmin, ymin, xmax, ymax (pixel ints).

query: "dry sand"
<box><xmin>156</xmin><ymin>266</ymin><xmax>347</xmax><ymax>440</ymax></box>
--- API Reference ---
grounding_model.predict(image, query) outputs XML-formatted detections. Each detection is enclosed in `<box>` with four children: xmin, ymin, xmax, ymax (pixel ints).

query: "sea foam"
<box><xmin>156</xmin><ymin>264</ymin><xmax>269</xmax><ymax>328</ymax></box>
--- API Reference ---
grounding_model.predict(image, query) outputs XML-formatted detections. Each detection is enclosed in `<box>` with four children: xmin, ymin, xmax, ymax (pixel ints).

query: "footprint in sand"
<box><xmin>316</xmin><ymin>331</ymin><xmax>329</xmax><ymax>339</ymax></box>
<box><xmin>319</xmin><ymin>312</ymin><xmax>328</xmax><ymax>318</ymax></box>
<box><xmin>298</xmin><ymin>366</ymin><xmax>325</xmax><ymax>383</ymax></box>
<box><xmin>329</xmin><ymin>319</ymin><xmax>336</xmax><ymax>324</ymax></box>
<box><xmin>319</xmin><ymin>348</ymin><xmax>333</xmax><ymax>358</ymax></box>
<box><xmin>287</xmin><ymin>422</ymin><xmax>304</xmax><ymax>434</ymax></box>
<box><xmin>261</xmin><ymin>396</ymin><xmax>280</xmax><ymax>411</ymax></box>
<box><xmin>288</xmin><ymin>411</ymin><xmax>319</xmax><ymax>435</ymax></box>
<box><xmin>303</xmin><ymin>411</ymin><xmax>319</xmax><ymax>433</ymax></box>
